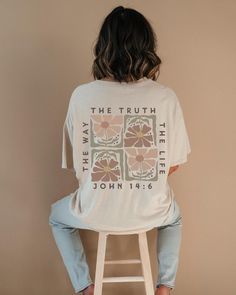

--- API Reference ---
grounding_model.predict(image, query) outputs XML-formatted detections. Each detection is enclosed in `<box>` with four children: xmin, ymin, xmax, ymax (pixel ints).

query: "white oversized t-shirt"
<box><xmin>62</xmin><ymin>77</ymin><xmax>191</xmax><ymax>231</ymax></box>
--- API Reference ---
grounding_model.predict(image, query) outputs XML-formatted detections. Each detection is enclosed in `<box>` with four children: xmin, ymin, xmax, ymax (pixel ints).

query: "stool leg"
<box><xmin>94</xmin><ymin>232</ymin><xmax>107</xmax><ymax>295</ymax></box>
<box><xmin>138</xmin><ymin>232</ymin><xmax>154</xmax><ymax>295</ymax></box>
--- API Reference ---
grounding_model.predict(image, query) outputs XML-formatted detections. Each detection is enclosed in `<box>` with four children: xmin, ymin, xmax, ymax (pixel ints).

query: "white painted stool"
<box><xmin>94</xmin><ymin>227</ymin><xmax>154</xmax><ymax>295</ymax></box>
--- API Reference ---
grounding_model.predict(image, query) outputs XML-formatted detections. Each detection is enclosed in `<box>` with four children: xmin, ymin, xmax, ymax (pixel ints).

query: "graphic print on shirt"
<box><xmin>89</xmin><ymin>112</ymin><xmax>161</xmax><ymax>183</ymax></box>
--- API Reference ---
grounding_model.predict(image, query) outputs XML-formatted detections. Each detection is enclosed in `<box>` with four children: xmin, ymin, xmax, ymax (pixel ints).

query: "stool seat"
<box><xmin>94</xmin><ymin>227</ymin><xmax>155</xmax><ymax>295</ymax></box>
<box><xmin>100</xmin><ymin>226</ymin><xmax>154</xmax><ymax>235</ymax></box>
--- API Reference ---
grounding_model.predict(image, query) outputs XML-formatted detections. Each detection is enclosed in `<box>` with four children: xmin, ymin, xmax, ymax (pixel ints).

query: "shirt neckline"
<box><xmin>93</xmin><ymin>77</ymin><xmax>153</xmax><ymax>87</ymax></box>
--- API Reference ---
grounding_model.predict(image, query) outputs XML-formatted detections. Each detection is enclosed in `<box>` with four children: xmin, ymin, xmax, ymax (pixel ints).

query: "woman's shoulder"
<box><xmin>66</xmin><ymin>80</ymin><xmax>98</xmax><ymax>104</ymax></box>
<box><xmin>149</xmin><ymin>80</ymin><xmax>180</xmax><ymax>106</ymax></box>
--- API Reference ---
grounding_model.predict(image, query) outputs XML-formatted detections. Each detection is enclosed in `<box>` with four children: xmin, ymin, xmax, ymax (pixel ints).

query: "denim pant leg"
<box><xmin>156</xmin><ymin>200</ymin><xmax>183</xmax><ymax>290</ymax></box>
<box><xmin>48</xmin><ymin>194</ymin><xmax>94</xmax><ymax>294</ymax></box>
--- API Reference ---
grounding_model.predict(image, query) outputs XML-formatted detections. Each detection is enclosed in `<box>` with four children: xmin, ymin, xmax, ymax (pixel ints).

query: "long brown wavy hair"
<box><xmin>91</xmin><ymin>6</ymin><xmax>162</xmax><ymax>83</ymax></box>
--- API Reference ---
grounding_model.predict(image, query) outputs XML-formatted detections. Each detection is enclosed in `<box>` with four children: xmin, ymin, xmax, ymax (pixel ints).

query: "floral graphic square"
<box><xmin>124</xmin><ymin>147</ymin><xmax>158</xmax><ymax>181</ymax></box>
<box><xmin>91</xmin><ymin>149</ymin><xmax>123</xmax><ymax>182</ymax></box>
<box><xmin>123</xmin><ymin>115</ymin><xmax>157</xmax><ymax>147</ymax></box>
<box><xmin>90</xmin><ymin>115</ymin><xmax>123</xmax><ymax>148</ymax></box>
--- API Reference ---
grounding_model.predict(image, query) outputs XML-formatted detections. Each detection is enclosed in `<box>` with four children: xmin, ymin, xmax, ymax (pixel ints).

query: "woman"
<box><xmin>49</xmin><ymin>5</ymin><xmax>191</xmax><ymax>295</ymax></box>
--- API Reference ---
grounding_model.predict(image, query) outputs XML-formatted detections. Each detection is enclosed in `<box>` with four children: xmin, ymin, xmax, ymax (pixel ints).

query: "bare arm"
<box><xmin>168</xmin><ymin>165</ymin><xmax>179</xmax><ymax>176</ymax></box>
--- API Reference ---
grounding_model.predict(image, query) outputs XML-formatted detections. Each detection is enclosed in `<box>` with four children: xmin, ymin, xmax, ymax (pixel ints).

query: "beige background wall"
<box><xmin>0</xmin><ymin>1</ymin><xmax>235</xmax><ymax>294</ymax></box>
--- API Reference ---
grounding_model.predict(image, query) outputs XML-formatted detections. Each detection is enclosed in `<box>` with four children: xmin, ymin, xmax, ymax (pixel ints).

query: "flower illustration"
<box><xmin>124</xmin><ymin>124</ymin><xmax>153</xmax><ymax>147</ymax></box>
<box><xmin>91</xmin><ymin>158</ymin><xmax>121</xmax><ymax>181</ymax></box>
<box><xmin>125</xmin><ymin>148</ymin><xmax>158</xmax><ymax>172</ymax></box>
<box><xmin>91</xmin><ymin>115</ymin><xmax>123</xmax><ymax>140</ymax></box>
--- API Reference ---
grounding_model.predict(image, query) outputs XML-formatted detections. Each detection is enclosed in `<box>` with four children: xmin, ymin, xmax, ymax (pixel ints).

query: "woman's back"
<box><xmin>61</xmin><ymin>77</ymin><xmax>191</xmax><ymax>231</ymax></box>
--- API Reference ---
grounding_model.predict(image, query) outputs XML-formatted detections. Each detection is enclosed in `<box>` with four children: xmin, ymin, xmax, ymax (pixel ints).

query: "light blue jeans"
<box><xmin>48</xmin><ymin>194</ymin><xmax>182</xmax><ymax>293</ymax></box>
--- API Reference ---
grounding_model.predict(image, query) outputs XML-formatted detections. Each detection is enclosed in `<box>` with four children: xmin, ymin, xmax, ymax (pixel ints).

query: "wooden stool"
<box><xmin>94</xmin><ymin>227</ymin><xmax>154</xmax><ymax>295</ymax></box>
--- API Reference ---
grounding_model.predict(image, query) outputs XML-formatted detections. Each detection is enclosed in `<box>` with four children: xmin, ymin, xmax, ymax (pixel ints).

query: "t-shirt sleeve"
<box><xmin>169</xmin><ymin>94</ymin><xmax>191</xmax><ymax>166</ymax></box>
<box><xmin>61</xmin><ymin>97</ymin><xmax>76</xmax><ymax>172</ymax></box>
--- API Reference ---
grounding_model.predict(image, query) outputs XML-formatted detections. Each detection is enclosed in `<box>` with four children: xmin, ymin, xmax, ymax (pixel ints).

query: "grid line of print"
<box><xmin>90</xmin><ymin>114</ymin><xmax>158</xmax><ymax>182</ymax></box>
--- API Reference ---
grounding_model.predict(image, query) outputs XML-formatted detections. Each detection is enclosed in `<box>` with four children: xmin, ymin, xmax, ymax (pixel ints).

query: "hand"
<box><xmin>168</xmin><ymin>165</ymin><xmax>179</xmax><ymax>176</ymax></box>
